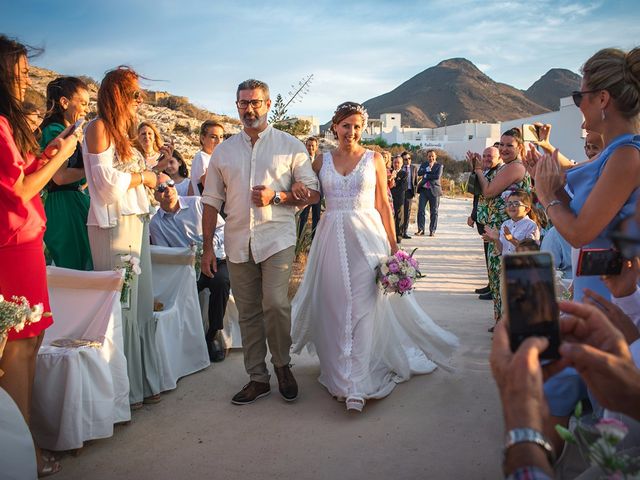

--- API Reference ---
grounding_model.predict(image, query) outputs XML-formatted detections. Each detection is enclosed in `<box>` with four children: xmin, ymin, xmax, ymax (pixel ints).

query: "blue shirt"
<box><xmin>149</xmin><ymin>196</ymin><xmax>225</xmax><ymax>258</ymax></box>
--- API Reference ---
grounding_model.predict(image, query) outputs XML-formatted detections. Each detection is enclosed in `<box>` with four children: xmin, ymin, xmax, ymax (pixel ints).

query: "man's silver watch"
<box><xmin>503</xmin><ymin>428</ymin><xmax>555</xmax><ymax>465</ymax></box>
<box><xmin>272</xmin><ymin>192</ymin><xmax>282</xmax><ymax>206</ymax></box>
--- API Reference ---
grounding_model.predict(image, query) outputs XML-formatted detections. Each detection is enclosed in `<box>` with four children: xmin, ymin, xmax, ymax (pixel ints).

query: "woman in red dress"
<box><xmin>0</xmin><ymin>35</ymin><xmax>77</xmax><ymax>476</ymax></box>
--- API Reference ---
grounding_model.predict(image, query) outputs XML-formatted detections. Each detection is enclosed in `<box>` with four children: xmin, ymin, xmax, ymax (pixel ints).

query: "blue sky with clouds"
<box><xmin>2</xmin><ymin>0</ymin><xmax>639</xmax><ymax>123</ymax></box>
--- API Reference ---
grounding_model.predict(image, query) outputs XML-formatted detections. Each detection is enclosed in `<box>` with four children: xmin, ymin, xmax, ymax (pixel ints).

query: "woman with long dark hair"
<box><xmin>0</xmin><ymin>34</ymin><xmax>78</xmax><ymax>476</ymax></box>
<box><xmin>83</xmin><ymin>66</ymin><xmax>167</xmax><ymax>408</ymax></box>
<box><xmin>40</xmin><ymin>76</ymin><xmax>93</xmax><ymax>270</ymax></box>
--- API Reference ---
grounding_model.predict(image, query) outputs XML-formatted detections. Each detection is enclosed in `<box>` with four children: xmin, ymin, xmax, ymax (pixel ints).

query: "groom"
<box><xmin>201</xmin><ymin>79</ymin><xmax>320</xmax><ymax>405</ymax></box>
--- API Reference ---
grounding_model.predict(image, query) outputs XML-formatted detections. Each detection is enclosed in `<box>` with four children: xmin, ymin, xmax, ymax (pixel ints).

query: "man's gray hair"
<box><xmin>237</xmin><ymin>79</ymin><xmax>270</xmax><ymax>100</ymax></box>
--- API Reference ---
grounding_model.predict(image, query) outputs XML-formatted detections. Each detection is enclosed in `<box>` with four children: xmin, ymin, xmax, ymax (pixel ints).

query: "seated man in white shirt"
<box><xmin>149</xmin><ymin>180</ymin><xmax>230</xmax><ymax>362</ymax></box>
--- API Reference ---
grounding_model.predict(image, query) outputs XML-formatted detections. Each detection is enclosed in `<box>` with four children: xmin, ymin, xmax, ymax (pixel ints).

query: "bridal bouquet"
<box><xmin>0</xmin><ymin>294</ymin><xmax>49</xmax><ymax>335</ymax></box>
<box><xmin>376</xmin><ymin>249</ymin><xmax>422</xmax><ymax>295</ymax></box>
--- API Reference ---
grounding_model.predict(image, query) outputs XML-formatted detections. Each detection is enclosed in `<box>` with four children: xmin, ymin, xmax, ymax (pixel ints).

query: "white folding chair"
<box><xmin>31</xmin><ymin>267</ymin><xmax>130</xmax><ymax>451</ymax></box>
<box><xmin>150</xmin><ymin>246</ymin><xmax>209</xmax><ymax>392</ymax></box>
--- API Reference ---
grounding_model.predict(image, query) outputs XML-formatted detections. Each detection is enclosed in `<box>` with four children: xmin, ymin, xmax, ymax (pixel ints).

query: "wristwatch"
<box><xmin>503</xmin><ymin>428</ymin><xmax>555</xmax><ymax>465</ymax></box>
<box><xmin>272</xmin><ymin>192</ymin><xmax>282</xmax><ymax>206</ymax></box>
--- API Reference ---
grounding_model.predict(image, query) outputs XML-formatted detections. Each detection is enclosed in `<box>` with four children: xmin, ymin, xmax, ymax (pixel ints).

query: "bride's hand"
<box><xmin>291</xmin><ymin>181</ymin><xmax>309</xmax><ymax>201</ymax></box>
<box><xmin>390</xmin><ymin>243</ymin><xmax>399</xmax><ymax>255</ymax></box>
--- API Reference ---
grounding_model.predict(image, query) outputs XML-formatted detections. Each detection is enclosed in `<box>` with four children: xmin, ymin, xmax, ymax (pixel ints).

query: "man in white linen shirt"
<box><xmin>149</xmin><ymin>181</ymin><xmax>229</xmax><ymax>363</ymax></box>
<box><xmin>201</xmin><ymin>79</ymin><xmax>320</xmax><ymax>405</ymax></box>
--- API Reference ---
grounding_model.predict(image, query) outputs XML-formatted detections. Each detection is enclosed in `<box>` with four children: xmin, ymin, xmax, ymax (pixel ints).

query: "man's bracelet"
<box><xmin>544</xmin><ymin>200</ymin><xmax>562</xmax><ymax>216</ymax></box>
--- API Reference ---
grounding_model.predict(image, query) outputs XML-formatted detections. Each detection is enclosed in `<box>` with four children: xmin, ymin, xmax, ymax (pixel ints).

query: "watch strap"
<box><xmin>503</xmin><ymin>428</ymin><xmax>555</xmax><ymax>465</ymax></box>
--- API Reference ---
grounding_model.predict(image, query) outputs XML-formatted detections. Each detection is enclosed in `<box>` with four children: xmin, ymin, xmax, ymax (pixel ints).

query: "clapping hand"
<box><xmin>524</xmin><ymin>144</ymin><xmax>542</xmax><ymax>178</ymax></box>
<box><xmin>533</xmin><ymin>149</ymin><xmax>565</xmax><ymax>205</ymax></box>
<box><xmin>503</xmin><ymin>226</ymin><xmax>514</xmax><ymax>243</ymax></box>
<box><xmin>466</xmin><ymin>150</ymin><xmax>481</xmax><ymax>170</ymax></box>
<box><xmin>482</xmin><ymin>226</ymin><xmax>499</xmax><ymax>242</ymax></box>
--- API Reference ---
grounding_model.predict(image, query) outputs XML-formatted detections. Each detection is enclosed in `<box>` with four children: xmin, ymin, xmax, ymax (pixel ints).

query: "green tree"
<box><xmin>273</xmin><ymin>119</ymin><xmax>311</xmax><ymax>137</ymax></box>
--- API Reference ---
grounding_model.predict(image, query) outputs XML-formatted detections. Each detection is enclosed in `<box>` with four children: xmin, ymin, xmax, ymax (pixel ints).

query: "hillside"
<box><xmin>26</xmin><ymin>66</ymin><xmax>241</xmax><ymax>162</ymax></box>
<box><xmin>524</xmin><ymin>68</ymin><xmax>582</xmax><ymax>110</ymax></box>
<box><xmin>362</xmin><ymin>58</ymin><xmax>550</xmax><ymax>128</ymax></box>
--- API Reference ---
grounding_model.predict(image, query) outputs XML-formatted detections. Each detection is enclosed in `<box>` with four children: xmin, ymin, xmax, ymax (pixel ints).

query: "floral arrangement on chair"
<box><xmin>117</xmin><ymin>253</ymin><xmax>141</xmax><ymax>306</ymax></box>
<box><xmin>556</xmin><ymin>402</ymin><xmax>640</xmax><ymax>478</ymax></box>
<box><xmin>376</xmin><ymin>248</ymin><xmax>422</xmax><ymax>295</ymax></box>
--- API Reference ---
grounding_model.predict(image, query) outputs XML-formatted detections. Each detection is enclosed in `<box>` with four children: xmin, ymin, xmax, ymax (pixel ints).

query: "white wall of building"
<box><xmin>362</xmin><ymin>96</ymin><xmax>585</xmax><ymax>161</ymax></box>
<box><xmin>295</xmin><ymin>115</ymin><xmax>320</xmax><ymax>136</ymax></box>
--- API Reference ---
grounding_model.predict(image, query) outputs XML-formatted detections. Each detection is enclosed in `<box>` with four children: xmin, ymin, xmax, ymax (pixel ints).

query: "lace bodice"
<box><xmin>320</xmin><ymin>150</ymin><xmax>376</xmax><ymax>212</ymax></box>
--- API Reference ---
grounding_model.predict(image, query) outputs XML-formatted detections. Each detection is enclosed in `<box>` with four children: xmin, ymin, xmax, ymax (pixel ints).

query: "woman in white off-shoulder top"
<box><xmin>83</xmin><ymin>66</ymin><xmax>170</xmax><ymax>408</ymax></box>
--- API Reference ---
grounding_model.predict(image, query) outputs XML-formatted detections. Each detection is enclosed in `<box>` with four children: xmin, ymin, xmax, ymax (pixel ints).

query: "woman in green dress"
<box><xmin>40</xmin><ymin>76</ymin><xmax>93</xmax><ymax>270</ymax></box>
<box><xmin>473</xmin><ymin>128</ymin><xmax>531</xmax><ymax>329</ymax></box>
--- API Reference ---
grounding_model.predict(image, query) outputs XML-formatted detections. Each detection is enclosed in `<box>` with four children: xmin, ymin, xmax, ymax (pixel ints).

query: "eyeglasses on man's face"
<box><xmin>155</xmin><ymin>179</ymin><xmax>175</xmax><ymax>193</ymax></box>
<box><xmin>571</xmin><ymin>89</ymin><xmax>600</xmax><ymax>108</ymax></box>
<box><xmin>236</xmin><ymin>99</ymin><xmax>265</xmax><ymax>109</ymax></box>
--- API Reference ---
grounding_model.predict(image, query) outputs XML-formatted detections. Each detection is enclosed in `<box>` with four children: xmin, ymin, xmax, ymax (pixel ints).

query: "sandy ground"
<box><xmin>54</xmin><ymin>197</ymin><xmax>504</xmax><ymax>480</ymax></box>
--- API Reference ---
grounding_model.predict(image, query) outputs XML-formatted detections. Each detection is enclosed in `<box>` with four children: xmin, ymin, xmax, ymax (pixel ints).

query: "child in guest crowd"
<box><xmin>483</xmin><ymin>189</ymin><xmax>540</xmax><ymax>255</ymax></box>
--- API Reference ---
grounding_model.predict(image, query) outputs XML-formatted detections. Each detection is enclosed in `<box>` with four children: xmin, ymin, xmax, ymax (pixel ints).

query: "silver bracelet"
<box><xmin>503</xmin><ymin>428</ymin><xmax>555</xmax><ymax>465</ymax></box>
<box><xmin>545</xmin><ymin>199</ymin><xmax>562</xmax><ymax>216</ymax></box>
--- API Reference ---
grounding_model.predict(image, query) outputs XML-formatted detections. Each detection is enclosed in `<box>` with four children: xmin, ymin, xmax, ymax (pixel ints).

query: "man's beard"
<box><xmin>241</xmin><ymin>111</ymin><xmax>268</xmax><ymax>129</ymax></box>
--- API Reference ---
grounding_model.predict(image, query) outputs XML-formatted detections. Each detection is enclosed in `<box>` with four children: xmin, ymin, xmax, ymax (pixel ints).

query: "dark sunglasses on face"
<box><xmin>155</xmin><ymin>179</ymin><xmax>175</xmax><ymax>193</ymax></box>
<box><xmin>571</xmin><ymin>89</ymin><xmax>600</xmax><ymax>108</ymax></box>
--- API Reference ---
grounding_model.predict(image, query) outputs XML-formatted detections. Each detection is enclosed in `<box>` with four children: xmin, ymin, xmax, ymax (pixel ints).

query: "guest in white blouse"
<box><xmin>163</xmin><ymin>150</ymin><xmax>190</xmax><ymax>196</ymax></box>
<box><xmin>189</xmin><ymin>120</ymin><xmax>225</xmax><ymax>195</ymax></box>
<box><xmin>84</xmin><ymin>66</ymin><xmax>169</xmax><ymax>408</ymax></box>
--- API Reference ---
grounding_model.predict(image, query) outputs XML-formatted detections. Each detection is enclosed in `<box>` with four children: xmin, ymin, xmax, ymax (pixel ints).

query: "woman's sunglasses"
<box><xmin>571</xmin><ymin>89</ymin><xmax>600</xmax><ymax>108</ymax></box>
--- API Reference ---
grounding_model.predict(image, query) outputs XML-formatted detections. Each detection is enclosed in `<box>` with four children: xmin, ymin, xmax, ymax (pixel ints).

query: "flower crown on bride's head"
<box><xmin>332</xmin><ymin>102</ymin><xmax>369</xmax><ymax>127</ymax></box>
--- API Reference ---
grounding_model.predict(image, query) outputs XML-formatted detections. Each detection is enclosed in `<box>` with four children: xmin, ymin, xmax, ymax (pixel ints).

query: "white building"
<box><xmin>293</xmin><ymin>115</ymin><xmax>320</xmax><ymax>136</ymax></box>
<box><xmin>362</xmin><ymin>96</ymin><xmax>585</xmax><ymax>161</ymax></box>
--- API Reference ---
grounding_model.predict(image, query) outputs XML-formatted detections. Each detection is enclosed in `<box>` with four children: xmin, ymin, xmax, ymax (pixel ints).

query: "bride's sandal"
<box><xmin>346</xmin><ymin>397</ymin><xmax>365</xmax><ymax>412</ymax></box>
<box><xmin>38</xmin><ymin>459</ymin><xmax>62</xmax><ymax>478</ymax></box>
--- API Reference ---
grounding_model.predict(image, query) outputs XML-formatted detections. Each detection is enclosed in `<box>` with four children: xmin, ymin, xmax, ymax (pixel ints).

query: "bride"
<box><xmin>291</xmin><ymin>102</ymin><xmax>459</xmax><ymax>412</ymax></box>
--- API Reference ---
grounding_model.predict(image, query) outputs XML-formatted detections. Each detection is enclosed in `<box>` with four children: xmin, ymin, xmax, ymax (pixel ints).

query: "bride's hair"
<box><xmin>330</xmin><ymin>101</ymin><xmax>369</xmax><ymax>138</ymax></box>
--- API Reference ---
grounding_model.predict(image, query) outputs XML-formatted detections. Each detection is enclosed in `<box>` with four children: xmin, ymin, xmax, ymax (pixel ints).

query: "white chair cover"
<box><xmin>199</xmin><ymin>290</ymin><xmax>242</xmax><ymax>349</ymax></box>
<box><xmin>32</xmin><ymin>267</ymin><xmax>130</xmax><ymax>451</ymax></box>
<box><xmin>150</xmin><ymin>246</ymin><xmax>209</xmax><ymax>392</ymax></box>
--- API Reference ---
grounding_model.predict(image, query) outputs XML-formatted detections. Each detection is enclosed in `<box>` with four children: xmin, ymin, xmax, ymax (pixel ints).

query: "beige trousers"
<box><xmin>227</xmin><ymin>245</ymin><xmax>295</xmax><ymax>383</ymax></box>
<box><xmin>88</xmin><ymin>215</ymin><xmax>161</xmax><ymax>403</ymax></box>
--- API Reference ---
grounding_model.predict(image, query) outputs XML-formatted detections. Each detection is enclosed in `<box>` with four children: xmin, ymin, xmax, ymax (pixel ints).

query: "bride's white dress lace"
<box><xmin>291</xmin><ymin>149</ymin><xmax>459</xmax><ymax>405</ymax></box>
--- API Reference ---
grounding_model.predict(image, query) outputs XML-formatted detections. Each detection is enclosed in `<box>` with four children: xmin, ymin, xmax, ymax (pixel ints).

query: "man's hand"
<box><xmin>251</xmin><ymin>185</ymin><xmax>275</xmax><ymax>207</ymax></box>
<box><xmin>201</xmin><ymin>246</ymin><xmax>218</xmax><ymax>277</ymax></box>
<box><xmin>543</xmin><ymin>301</ymin><xmax>640</xmax><ymax>420</ymax></box>
<box><xmin>467</xmin><ymin>216</ymin><xmax>475</xmax><ymax>228</ymax></box>
<box><xmin>583</xmin><ymin>288</ymin><xmax>640</xmax><ymax>344</ymax></box>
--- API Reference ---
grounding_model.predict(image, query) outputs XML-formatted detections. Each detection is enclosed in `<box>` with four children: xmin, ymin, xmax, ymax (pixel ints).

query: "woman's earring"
<box><xmin>601</xmin><ymin>109</ymin><xmax>606</xmax><ymax>121</ymax></box>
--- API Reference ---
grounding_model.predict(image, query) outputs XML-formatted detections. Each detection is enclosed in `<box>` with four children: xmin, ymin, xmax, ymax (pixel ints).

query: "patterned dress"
<box><xmin>476</xmin><ymin>161</ymin><xmax>531</xmax><ymax>321</ymax></box>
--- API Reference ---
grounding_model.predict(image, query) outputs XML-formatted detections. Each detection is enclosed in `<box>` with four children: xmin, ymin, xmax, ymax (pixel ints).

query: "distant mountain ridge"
<box><xmin>360</xmin><ymin>58</ymin><xmax>581</xmax><ymax>128</ymax></box>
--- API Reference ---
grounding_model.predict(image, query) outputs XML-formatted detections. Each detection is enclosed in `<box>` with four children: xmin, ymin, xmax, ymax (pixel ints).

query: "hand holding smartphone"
<box><xmin>522</xmin><ymin>124</ymin><xmax>540</xmax><ymax>143</ymax></box>
<box><xmin>502</xmin><ymin>252</ymin><xmax>561</xmax><ymax>359</ymax></box>
<box><xmin>62</xmin><ymin>118</ymin><xmax>85</xmax><ymax>139</ymax></box>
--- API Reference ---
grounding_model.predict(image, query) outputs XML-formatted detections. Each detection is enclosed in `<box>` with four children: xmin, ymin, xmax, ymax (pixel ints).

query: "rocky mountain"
<box><xmin>524</xmin><ymin>68</ymin><xmax>582</xmax><ymax>110</ymax></box>
<box><xmin>361</xmin><ymin>59</ymin><xmax>583</xmax><ymax>128</ymax></box>
<box><xmin>26</xmin><ymin>66</ymin><xmax>241</xmax><ymax>162</ymax></box>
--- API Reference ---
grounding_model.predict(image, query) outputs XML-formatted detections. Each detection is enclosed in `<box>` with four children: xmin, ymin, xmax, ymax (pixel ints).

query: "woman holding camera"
<box><xmin>534</xmin><ymin>47</ymin><xmax>640</xmax><ymax>302</ymax></box>
<box><xmin>472</xmin><ymin>128</ymin><xmax>531</xmax><ymax>329</ymax></box>
<box><xmin>84</xmin><ymin>67</ymin><xmax>168</xmax><ymax>407</ymax></box>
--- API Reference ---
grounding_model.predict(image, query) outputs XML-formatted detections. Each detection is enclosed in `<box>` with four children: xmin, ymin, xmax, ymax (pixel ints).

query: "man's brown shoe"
<box><xmin>231</xmin><ymin>381</ymin><xmax>271</xmax><ymax>405</ymax></box>
<box><xmin>274</xmin><ymin>365</ymin><xmax>298</xmax><ymax>402</ymax></box>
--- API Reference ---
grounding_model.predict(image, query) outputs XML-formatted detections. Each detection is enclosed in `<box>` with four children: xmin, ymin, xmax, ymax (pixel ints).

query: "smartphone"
<box><xmin>62</xmin><ymin>118</ymin><xmax>85</xmax><ymax>138</ymax></box>
<box><xmin>522</xmin><ymin>124</ymin><xmax>540</xmax><ymax>143</ymax></box>
<box><xmin>501</xmin><ymin>252</ymin><xmax>561</xmax><ymax>359</ymax></box>
<box><xmin>576</xmin><ymin>248</ymin><xmax>623</xmax><ymax>276</ymax></box>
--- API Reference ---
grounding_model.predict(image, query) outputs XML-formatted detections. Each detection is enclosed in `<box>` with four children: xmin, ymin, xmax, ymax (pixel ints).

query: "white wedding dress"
<box><xmin>291</xmin><ymin>150</ymin><xmax>459</xmax><ymax>409</ymax></box>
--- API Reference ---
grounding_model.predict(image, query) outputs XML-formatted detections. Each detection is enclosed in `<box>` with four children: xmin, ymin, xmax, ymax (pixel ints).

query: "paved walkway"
<box><xmin>56</xmin><ymin>197</ymin><xmax>503</xmax><ymax>480</ymax></box>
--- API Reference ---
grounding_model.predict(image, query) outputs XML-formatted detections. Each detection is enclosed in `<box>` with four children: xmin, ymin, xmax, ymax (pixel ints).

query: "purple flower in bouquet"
<box><xmin>408</xmin><ymin>256</ymin><xmax>419</xmax><ymax>269</ymax></box>
<box><xmin>395</xmin><ymin>250</ymin><xmax>410</xmax><ymax>260</ymax></box>
<box><xmin>388</xmin><ymin>261</ymin><xmax>400</xmax><ymax>274</ymax></box>
<box><xmin>397</xmin><ymin>277</ymin><xmax>413</xmax><ymax>293</ymax></box>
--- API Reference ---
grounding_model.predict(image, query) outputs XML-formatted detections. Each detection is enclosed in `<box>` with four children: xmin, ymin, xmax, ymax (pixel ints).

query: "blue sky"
<box><xmin>2</xmin><ymin>0</ymin><xmax>639</xmax><ymax>123</ymax></box>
